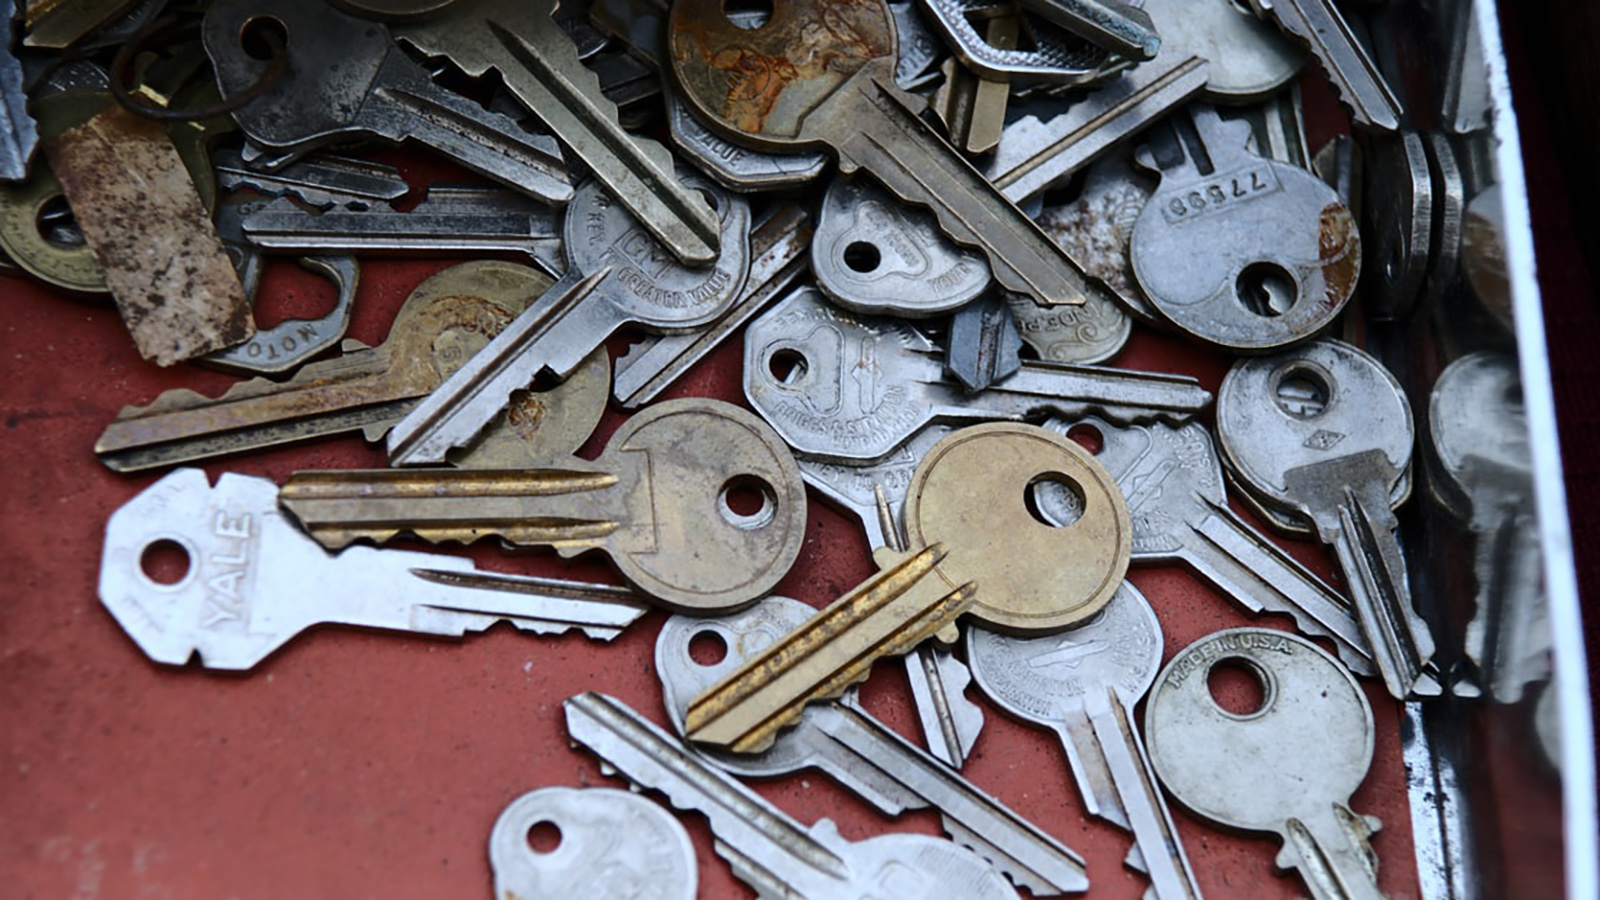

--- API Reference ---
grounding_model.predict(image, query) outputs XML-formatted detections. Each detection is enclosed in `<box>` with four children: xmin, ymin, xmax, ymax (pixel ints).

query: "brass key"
<box><xmin>685</xmin><ymin>422</ymin><xmax>1131</xmax><ymax>753</ymax></box>
<box><xmin>278</xmin><ymin>398</ymin><xmax>808</xmax><ymax>613</ymax></box>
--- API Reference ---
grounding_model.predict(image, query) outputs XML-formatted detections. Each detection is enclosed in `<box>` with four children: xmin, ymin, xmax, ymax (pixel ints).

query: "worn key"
<box><xmin>1145</xmin><ymin>628</ymin><xmax>1387</xmax><ymax>900</ymax></box>
<box><xmin>99</xmin><ymin>469</ymin><xmax>647</xmax><ymax>671</ymax></box>
<box><xmin>489</xmin><ymin>787</ymin><xmax>696</xmax><ymax>900</ymax></box>
<box><xmin>656</xmin><ymin>597</ymin><xmax>1089</xmax><ymax>895</ymax></box>
<box><xmin>565</xmin><ymin>693</ymin><xmax>1025</xmax><ymax>899</ymax></box>
<box><xmin>744</xmin><ymin>287</ymin><xmax>1211</xmax><ymax>463</ymax></box>
<box><xmin>969</xmin><ymin>583</ymin><xmax>1203</xmax><ymax>900</ymax></box>
<box><xmin>1248</xmin><ymin>0</ymin><xmax>1402</xmax><ymax>131</ymax></box>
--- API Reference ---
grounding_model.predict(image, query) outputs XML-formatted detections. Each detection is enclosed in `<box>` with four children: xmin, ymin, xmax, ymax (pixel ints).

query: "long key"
<box><xmin>281</xmin><ymin>398</ymin><xmax>807</xmax><ymax>614</ymax></box>
<box><xmin>655</xmin><ymin>597</ymin><xmax>1089</xmax><ymax>896</ymax></box>
<box><xmin>565</xmin><ymin>693</ymin><xmax>1025</xmax><ymax>900</ymax></box>
<box><xmin>100</xmin><ymin>469</ymin><xmax>647</xmax><ymax>671</ymax></box>
<box><xmin>669</xmin><ymin>0</ymin><xmax>1095</xmax><ymax>308</ymax></box>
<box><xmin>1217</xmin><ymin>339</ymin><xmax>1439</xmax><ymax>699</ymax></box>
<box><xmin>490</xmin><ymin>787</ymin><xmax>696</xmax><ymax>900</ymax></box>
<box><xmin>202</xmin><ymin>0</ymin><xmax>571</xmax><ymax>205</ymax></box>
<box><xmin>1248</xmin><ymin>0</ymin><xmax>1402</xmax><ymax>131</ymax></box>
<box><xmin>392</xmin><ymin>0</ymin><xmax>720</xmax><ymax>264</ymax></box>
<box><xmin>968</xmin><ymin>583</ymin><xmax>1203</xmax><ymax>900</ymax></box>
<box><xmin>386</xmin><ymin>173</ymin><xmax>751</xmax><ymax>466</ymax></box>
<box><xmin>744</xmin><ymin>287</ymin><xmax>1211</xmax><ymax>463</ymax></box>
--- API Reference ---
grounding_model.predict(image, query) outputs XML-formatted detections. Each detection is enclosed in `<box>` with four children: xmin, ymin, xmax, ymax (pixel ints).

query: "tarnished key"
<box><xmin>99</xmin><ymin>469</ymin><xmax>648</xmax><ymax>671</ymax></box>
<box><xmin>282</xmin><ymin>398</ymin><xmax>808</xmax><ymax>614</ymax></box>
<box><xmin>670</xmin><ymin>0</ymin><xmax>1096</xmax><ymax>308</ymax></box>
<box><xmin>666</xmin><ymin>87</ymin><xmax>829</xmax><ymax>192</ymax></box>
<box><xmin>1145</xmin><ymin>628</ymin><xmax>1387</xmax><ymax>900</ymax></box>
<box><xmin>565</xmin><ymin>693</ymin><xmax>1025</xmax><ymax>900</ymax></box>
<box><xmin>1248</xmin><ymin>0</ymin><xmax>1402</xmax><ymax>131</ymax></box>
<box><xmin>969</xmin><ymin>583</ymin><xmax>1203</xmax><ymax>900</ymax></box>
<box><xmin>490</xmin><ymin>787</ymin><xmax>696</xmax><ymax>900</ymax></box>
<box><xmin>212</xmin><ymin>149</ymin><xmax>410</xmax><ymax>209</ymax></box>
<box><xmin>744</xmin><ymin>287</ymin><xmax>1211</xmax><ymax>463</ymax></box>
<box><xmin>656</xmin><ymin>597</ymin><xmax>1089</xmax><ymax>896</ymax></box>
<box><xmin>1005</xmin><ymin>286</ymin><xmax>1132</xmax><ymax>365</ymax></box>
<box><xmin>1141</xmin><ymin>0</ymin><xmax>1303</xmax><ymax>102</ymax></box>
<box><xmin>946</xmin><ymin>293</ymin><xmax>1023</xmax><ymax>393</ymax></box>
<box><xmin>1217</xmin><ymin>339</ymin><xmax>1439</xmax><ymax>699</ymax></box>
<box><xmin>917</xmin><ymin>0</ymin><xmax>1120</xmax><ymax>84</ymax></box>
<box><xmin>1019</xmin><ymin>0</ymin><xmax>1160</xmax><ymax>61</ymax></box>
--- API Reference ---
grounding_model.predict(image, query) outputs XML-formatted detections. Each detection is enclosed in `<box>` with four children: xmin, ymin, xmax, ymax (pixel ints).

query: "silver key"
<box><xmin>969</xmin><ymin>583</ymin><xmax>1203</xmax><ymax>900</ymax></box>
<box><xmin>945</xmin><ymin>293</ymin><xmax>1023</xmax><ymax>392</ymax></box>
<box><xmin>1019</xmin><ymin>0</ymin><xmax>1161</xmax><ymax>61</ymax></box>
<box><xmin>1142</xmin><ymin>0</ymin><xmax>1305</xmax><ymax>102</ymax></box>
<box><xmin>99</xmin><ymin>469</ymin><xmax>647</xmax><ymax>671</ymax></box>
<box><xmin>918</xmin><ymin>0</ymin><xmax>1119</xmax><ymax>84</ymax></box>
<box><xmin>667</xmin><ymin>88</ymin><xmax>828</xmax><ymax>192</ymax></box>
<box><xmin>744</xmin><ymin>287</ymin><xmax>1211</xmax><ymax>463</ymax></box>
<box><xmin>212</xmin><ymin>150</ymin><xmax>410</xmax><ymax>209</ymax></box>
<box><xmin>1249</xmin><ymin>0</ymin><xmax>1403</xmax><ymax>131</ymax></box>
<box><xmin>1145</xmin><ymin>628</ymin><xmax>1386</xmax><ymax>900</ymax></box>
<box><xmin>564</xmin><ymin>692</ymin><xmax>1026</xmax><ymax>900</ymax></box>
<box><xmin>489</xmin><ymin>787</ymin><xmax>696</xmax><ymax>900</ymax></box>
<box><xmin>201</xmin><ymin>248</ymin><xmax>360</xmax><ymax>377</ymax></box>
<box><xmin>1007</xmin><ymin>285</ymin><xmax>1132</xmax><ymax>365</ymax></box>
<box><xmin>891</xmin><ymin>0</ymin><xmax>946</xmax><ymax>89</ymax></box>
<box><xmin>1216</xmin><ymin>339</ymin><xmax>1440</xmax><ymax>699</ymax></box>
<box><xmin>655</xmin><ymin>597</ymin><xmax>1090</xmax><ymax>896</ymax></box>
<box><xmin>387</xmin><ymin>172</ymin><xmax>751</xmax><ymax>465</ymax></box>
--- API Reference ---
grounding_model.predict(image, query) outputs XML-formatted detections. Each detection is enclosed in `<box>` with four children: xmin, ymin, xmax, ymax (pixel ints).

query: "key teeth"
<box><xmin>939</xmin><ymin>819</ymin><xmax>1057</xmax><ymax>895</ymax></box>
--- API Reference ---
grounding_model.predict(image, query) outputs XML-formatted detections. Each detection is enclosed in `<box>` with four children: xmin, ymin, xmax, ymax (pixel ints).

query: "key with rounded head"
<box><xmin>489</xmin><ymin>787</ymin><xmax>696</xmax><ymax>900</ymax></box>
<box><xmin>99</xmin><ymin>469</ymin><xmax>648</xmax><ymax>671</ymax></box>
<box><xmin>656</xmin><ymin>597</ymin><xmax>1089</xmax><ymax>896</ymax></box>
<box><xmin>968</xmin><ymin>583</ymin><xmax>1203</xmax><ymax>900</ymax></box>
<box><xmin>565</xmin><ymin>692</ymin><xmax>1026</xmax><ymax>900</ymax></box>
<box><xmin>1145</xmin><ymin>627</ymin><xmax>1386</xmax><ymax>900</ymax></box>
<box><xmin>1216</xmin><ymin>339</ymin><xmax>1439</xmax><ymax>699</ymax></box>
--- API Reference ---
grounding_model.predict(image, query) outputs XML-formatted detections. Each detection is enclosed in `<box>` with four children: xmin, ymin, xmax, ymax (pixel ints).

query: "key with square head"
<box><xmin>489</xmin><ymin>787</ymin><xmax>696</xmax><ymax>900</ymax></box>
<box><xmin>670</xmin><ymin>0</ymin><xmax>1098</xmax><ymax>309</ymax></box>
<box><xmin>99</xmin><ymin>469</ymin><xmax>648</xmax><ymax>671</ymax></box>
<box><xmin>656</xmin><ymin>597</ymin><xmax>1089</xmax><ymax>896</ymax></box>
<box><xmin>744</xmin><ymin>287</ymin><xmax>1210</xmax><ymax>463</ymax></box>
<box><xmin>1247</xmin><ymin>0</ymin><xmax>1401</xmax><ymax>131</ymax></box>
<box><xmin>945</xmin><ymin>292</ymin><xmax>1024</xmax><ymax>393</ymax></box>
<box><xmin>385</xmin><ymin>172</ymin><xmax>751</xmax><ymax>466</ymax></box>
<box><xmin>968</xmin><ymin>583</ymin><xmax>1203</xmax><ymax>900</ymax></box>
<box><xmin>1144</xmin><ymin>628</ymin><xmax>1385</xmax><ymax>900</ymax></box>
<box><xmin>1216</xmin><ymin>339</ymin><xmax>1439</xmax><ymax>699</ymax></box>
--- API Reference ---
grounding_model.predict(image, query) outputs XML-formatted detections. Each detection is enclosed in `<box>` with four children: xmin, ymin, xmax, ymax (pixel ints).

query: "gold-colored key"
<box><xmin>685</xmin><ymin>422</ymin><xmax>1132</xmax><ymax>753</ymax></box>
<box><xmin>278</xmin><ymin>398</ymin><xmax>809</xmax><ymax>613</ymax></box>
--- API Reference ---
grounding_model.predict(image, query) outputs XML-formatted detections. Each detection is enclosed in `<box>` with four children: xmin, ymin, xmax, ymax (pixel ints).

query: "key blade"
<box><xmin>406</xmin><ymin>568</ymin><xmax>648</xmax><ymax>638</ymax></box>
<box><xmin>1253</xmin><ymin>0</ymin><xmax>1401</xmax><ymax>131</ymax></box>
<box><xmin>903</xmin><ymin>645</ymin><xmax>985</xmax><ymax>768</ymax></box>
<box><xmin>979</xmin><ymin>361</ymin><xmax>1214</xmax><ymax>426</ymax></box>
<box><xmin>1274</xmin><ymin>803</ymin><xmax>1386</xmax><ymax>900</ymax></box>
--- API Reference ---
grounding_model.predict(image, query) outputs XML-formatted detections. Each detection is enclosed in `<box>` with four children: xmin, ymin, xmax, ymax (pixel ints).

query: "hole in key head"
<box><xmin>1065</xmin><ymin>424</ymin><xmax>1103</xmax><ymax>455</ymax></box>
<box><xmin>526</xmin><ymin>821</ymin><xmax>562</xmax><ymax>854</ymax></box>
<box><xmin>1272</xmin><ymin>365</ymin><xmax>1331</xmax><ymax>419</ymax></box>
<box><xmin>719</xmin><ymin>475</ymin><xmax>776</xmax><ymax>529</ymax></box>
<box><xmin>35</xmin><ymin>194</ymin><xmax>84</xmax><ymax>248</ymax></box>
<box><xmin>724</xmin><ymin>0</ymin><xmax>772</xmax><ymax>29</ymax></box>
<box><xmin>239</xmin><ymin>16</ymin><xmax>289</xmax><ymax>62</ymax></box>
<box><xmin>1206</xmin><ymin>657</ymin><xmax>1272</xmax><ymax>718</ymax></box>
<box><xmin>1024</xmin><ymin>472</ymin><xmax>1084</xmax><ymax>527</ymax></box>
<box><xmin>767</xmin><ymin>348</ymin><xmax>807</xmax><ymax>385</ymax></box>
<box><xmin>1236</xmin><ymin>262</ymin><xmax>1297</xmax><ymax>317</ymax></box>
<box><xmin>689</xmin><ymin>630</ymin><xmax>728</xmax><ymax>666</ymax></box>
<box><xmin>140</xmin><ymin>540</ymin><xmax>192</xmax><ymax>586</ymax></box>
<box><xmin>842</xmin><ymin>241</ymin><xmax>881</xmax><ymax>273</ymax></box>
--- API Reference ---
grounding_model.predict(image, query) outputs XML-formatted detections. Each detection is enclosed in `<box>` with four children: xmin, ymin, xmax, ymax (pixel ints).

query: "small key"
<box><xmin>917</xmin><ymin>0</ymin><xmax>1119</xmax><ymax>83</ymax></box>
<box><xmin>99</xmin><ymin>469</ymin><xmax>647</xmax><ymax>671</ymax></box>
<box><xmin>386</xmin><ymin>173</ymin><xmax>751</xmax><ymax>466</ymax></box>
<box><xmin>1249</xmin><ymin>0</ymin><xmax>1402</xmax><ymax>131</ymax></box>
<box><xmin>968</xmin><ymin>583</ymin><xmax>1203</xmax><ymax>900</ymax></box>
<box><xmin>744</xmin><ymin>287</ymin><xmax>1211</xmax><ymax>463</ymax></box>
<box><xmin>666</xmin><ymin>87</ymin><xmax>828</xmax><ymax>192</ymax></box>
<box><xmin>282</xmin><ymin>398</ymin><xmax>808</xmax><ymax>613</ymax></box>
<box><xmin>945</xmin><ymin>293</ymin><xmax>1023</xmax><ymax>393</ymax></box>
<box><xmin>212</xmin><ymin>149</ymin><xmax>410</xmax><ymax>209</ymax></box>
<box><xmin>1141</xmin><ymin>0</ymin><xmax>1304</xmax><ymax>102</ymax></box>
<box><xmin>490</xmin><ymin>787</ymin><xmax>696</xmax><ymax>900</ymax></box>
<box><xmin>565</xmin><ymin>693</ymin><xmax>1025</xmax><ymax>900</ymax></box>
<box><xmin>670</xmin><ymin>0</ymin><xmax>1098</xmax><ymax>308</ymax></box>
<box><xmin>656</xmin><ymin>597</ymin><xmax>1090</xmax><ymax>896</ymax></box>
<box><xmin>1217</xmin><ymin>339</ymin><xmax>1440</xmax><ymax>699</ymax></box>
<box><xmin>1145</xmin><ymin>628</ymin><xmax>1387</xmax><ymax>900</ymax></box>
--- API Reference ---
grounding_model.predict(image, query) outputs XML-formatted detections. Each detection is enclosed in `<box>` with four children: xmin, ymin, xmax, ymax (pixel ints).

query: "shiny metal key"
<box><xmin>565</xmin><ymin>692</ymin><xmax>1026</xmax><ymax>900</ymax></box>
<box><xmin>1142</xmin><ymin>0</ymin><xmax>1304</xmax><ymax>102</ymax></box>
<box><xmin>1248</xmin><ymin>0</ymin><xmax>1402</xmax><ymax>131</ymax></box>
<box><xmin>656</xmin><ymin>597</ymin><xmax>1089</xmax><ymax>896</ymax></box>
<box><xmin>969</xmin><ymin>583</ymin><xmax>1203</xmax><ymax>900</ymax></box>
<box><xmin>99</xmin><ymin>469</ymin><xmax>648</xmax><ymax>671</ymax></box>
<box><xmin>489</xmin><ymin>787</ymin><xmax>696</xmax><ymax>900</ymax></box>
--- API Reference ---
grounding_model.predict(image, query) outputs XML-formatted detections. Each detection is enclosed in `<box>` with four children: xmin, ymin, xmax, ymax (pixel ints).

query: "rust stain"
<box><xmin>1317</xmin><ymin>202</ymin><xmax>1361</xmax><ymax>313</ymax></box>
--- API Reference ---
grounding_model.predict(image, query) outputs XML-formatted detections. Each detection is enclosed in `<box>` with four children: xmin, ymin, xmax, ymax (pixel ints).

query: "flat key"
<box><xmin>945</xmin><ymin>292</ymin><xmax>1023</xmax><ymax>393</ymax></box>
<box><xmin>666</xmin><ymin>87</ymin><xmax>829</xmax><ymax>192</ymax></box>
<box><xmin>744</xmin><ymin>287</ymin><xmax>1211</xmax><ymax>463</ymax></box>
<box><xmin>99</xmin><ymin>469</ymin><xmax>648</xmax><ymax>671</ymax></box>
<box><xmin>1249</xmin><ymin>0</ymin><xmax>1402</xmax><ymax>131</ymax></box>
<box><xmin>670</xmin><ymin>0</ymin><xmax>1096</xmax><ymax>308</ymax></box>
<box><xmin>1019</xmin><ymin>0</ymin><xmax>1160</xmax><ymax>61</ymax></box>
<box><xmin>656</xmin><ymin>597</ymin><xmax>1089</xmax><ymax>896</ymax></box>
<box><xmin>917</xmin><ymin>0</ymin><xmax>1119</xmax><ymax>83</ymax></box>
<box><xmin>490</xmin><ymin>787</ymin><xmax>696</xmax><ymax>900</ymax></box>
<box><xmin>282</xmin><ymin>398</ymin><xmax>807</xmax><ymax>614</ymax></box>
<box><xmin>565</xmin><ymin>693</ymin><xmax>1024</xmax><ymax>900</ymax></box>
<box><xmin>1142</xmin><ymin>0</ymin><xmax>1303</xmax><ymax>102</ymax></box>
<box><xmin>212</xmin><ymin>149</ymin><xmax>410</xmax><ymax>208</ymax></box>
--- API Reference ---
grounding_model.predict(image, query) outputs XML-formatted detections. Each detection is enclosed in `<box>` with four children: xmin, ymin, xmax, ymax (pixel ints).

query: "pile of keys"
<box><xmin>2</xmin><ymin>0</ymin><xmax>1551</xmax><ymax>896</ymax></box>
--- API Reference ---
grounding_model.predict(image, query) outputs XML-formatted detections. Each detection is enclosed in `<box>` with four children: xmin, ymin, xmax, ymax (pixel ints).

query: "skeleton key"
<box><xmin>1248</xmin><ymin>0</ymin><xmax>1402</xmax><ymax>131</ymax></box>
<box><xmin>565</xmin><ymin>693</ymin><xmax>1025</xmax><ymax>900</ymax></box>
<box><xmin>281</xmin><ymin>398</ymin><xmax>808</xmax><ymax>613</ymax></box>
<box><xmin>99</xmin><ymin>469</ymin><xmax>648</xmax><ymax>671</ymax></box>
<box><xmin>744</xmin><ymin>287</ymin><xmax>1211</xmax><ymax>463</ymax></box>
<box><xmin>656</xmin><ymin>597</ymin><xmax>1090</xmax><ymax>896</ymax></box>
<box><xmin>968</xmin><ymin>583</ymin><xmax>1204</xmax><ymax>900</ymax></box>
<box><xmin>669</xmin><ymin>0</ymin><xmax>1096</xmax><ymax>308</ymax></box>
<box><xmin>1145</xmin><ymin>628</ymin><xmax>1386</xmax><ymax>900</ymax></box>
<box><xmin>489</xmin><ymin>787</ymin><xmax>696</xmax><ymax>900</ymax></box>
<box><xmin>1217</xmin><ymin>339</ymin><xmax>1439</xmax><ymax>699</ymax></box>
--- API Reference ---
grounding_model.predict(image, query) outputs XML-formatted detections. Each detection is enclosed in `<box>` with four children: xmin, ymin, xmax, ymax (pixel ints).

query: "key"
<box><xmin>945</xmin><ymin>293</ymin><xmax>1023</xmax><ymax>393</ymax></box>
<box><xmin>670</xmin><ymin>0</ymin><xmax>1099</xmax><ymax>309</ymax></box>
<box><xmin>666</xmin><ymin>87</ymin><xmax>829</xmax><ymax>192</ymax></box>
<box><xmin>1022</xmin><ymin>0</ymin><xmax>1160</xmax><ymax>60</ymax></box>
<box><xmin>1248</xmin><ymin>0</ymin><xmax>1403</xmax><ymax>131</ymax></box>
<box><xmin>0</xmin><ymin>0</ymin><xmax>38</xmax><ymax>181</ymax></box>
<box><xmin>1216</xmin><ymin>339</ymin><xmax>1440</xmax><ymax>699</ymax></box>
<box><xmin>385</xmin><ymin>173</ymin><xmax>751</xmax><ymax>465</ymax></box>
<box><xmin>213</xmin><ymin>150</ymin><xmax>410</xmax><ymax>209</ymax></box>
<box><xmin>1360</xmin><ymin>131</ymin><xmax>1430</xmax><ymax>321</ymax></box>
<box><xmin>99</xmin><ymin>469</ymin><xmax>648</xmax><ymax>671</ymax></box>
<box><xmin>565</xmin><ymin>693</ymin><xmax>1025</xmax><ymax>900</ymax></box>
<box><xmin>1032</xmin><ymin>147</ymin><xmax>1157</xmax><ymax>323</ymax></box>
<box><xmin>744</xmin><ymin>287</ymin><xmax>1211</xmax><ymax>463</ymax></box>
<box><xmin>1144</xmin><ymin>628</ymin><xmax>1387</xmax><ymax>900</ymax></box>
<box><xmin>1128</xmin><ymin>104</ymin><xmax>1360</xmax><ymax>352</ymax></box>
<box><xmin>392</xmin><ymin>0</ymin><xmax>720</xmax><ymax>264</ymax></box>
<box><xmin>490</xmin><ymin>787</ymin><xmax>696</xmax><ymax>900</ymax></box>
<box><xmin>1006</xmin><ymin>286</ymin><xmax>1133</xmax><ymax>365</ymax></box>
<box><xmin>203</xmin><ymin>0</ymin><xmax>572</xmax><ymax>207</ymax></box>
<box><xmin>281</xmin><ymin>398</ymin><xmax>809</xmax><ymax>614</ymax></box>
<box><xmin>932</xmin><ymin>16</ymin><xmax>1016</xmax><ymax>155</ymax></box>
<box><xmin>685</xmin><ymin>422</ymin><xmax>1131</xmax><ymax>751</ymax></box>
<box><xmin>917</xmin><ymin>0</ymin><xmax>1120</xmax><ymax>83</ymax></box>
<box><xmin>655</xmin><ymin>597</ymin><xmax>1089</xmax><ymax>896</ymax></box>
<box><xmin>1141</xmin><ymin>0</ymin><xmax>1304</xmax><ymax>102</ymax></box>
<box><xmin>968</xmin><ymin>583</ymin><xmax>1203</xmax><ymax>900</ymax></box>
<box><xmin>0</xmin><ymin>150</ymin><xmax>104</xmax><ymax>293</ymax></box>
